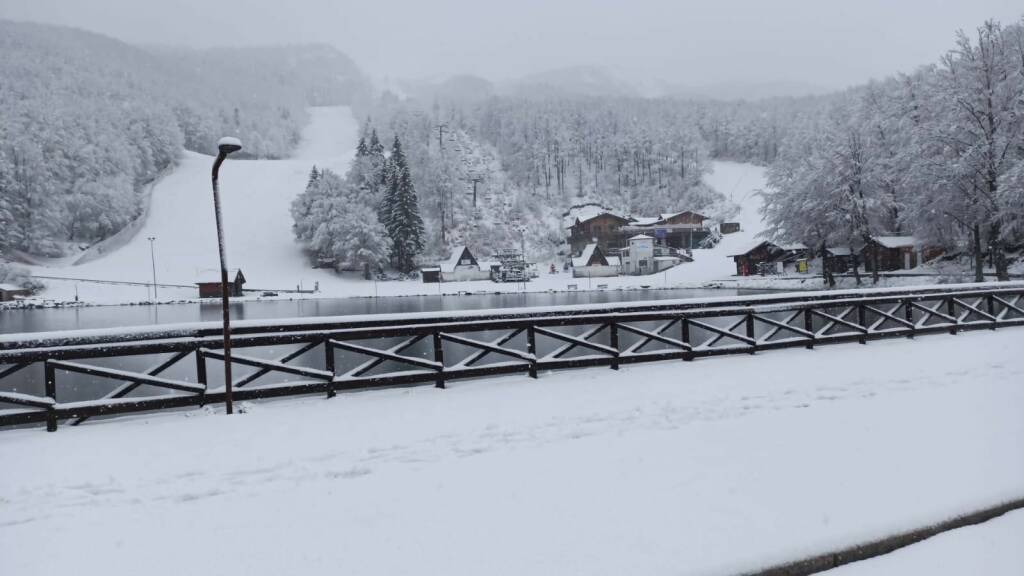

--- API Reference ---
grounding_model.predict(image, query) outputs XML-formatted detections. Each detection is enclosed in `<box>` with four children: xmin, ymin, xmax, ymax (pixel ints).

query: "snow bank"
<box><xmin>1</xmin><ymin>330</ymin><xmax>1022</xmax><ymax>575</ymax></box>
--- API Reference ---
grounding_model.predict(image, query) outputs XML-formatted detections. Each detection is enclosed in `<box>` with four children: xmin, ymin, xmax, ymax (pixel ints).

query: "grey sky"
<box><xmin>2</xmin><ymin>0</ymin><xmax>1021</xmax><ymax>91</ymax></box>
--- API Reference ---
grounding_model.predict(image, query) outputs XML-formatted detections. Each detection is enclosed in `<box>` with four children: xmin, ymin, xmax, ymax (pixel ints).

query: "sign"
<box><xmin>655</xmin><ymin>228</ymin><xmax>667</xmax><ymax>239</ymax></box>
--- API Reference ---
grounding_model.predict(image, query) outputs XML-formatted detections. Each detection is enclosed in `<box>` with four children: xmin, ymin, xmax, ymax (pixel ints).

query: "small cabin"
<box><xmin>728</xmin><ymin>241</ymin><xmax>781</xmax><ymax>276</ymax></box>
<box><xmin>0</xmin><ymin>283</ymin><xmax>31</xmax><ymax>302</ymax></box>
<box><xmin>823</xmin><ymin>247</ymin><xmax>855</xmax><ymax>273</ymax></box>
<box><xmin>860</xmin><ymin>236</ymin><xmax>939</xmax><ymax>272</ymax></box>
<box><xmin>720</xmin><ymin>222</ymin><xmax>741</xmax><ymax>235</ymax></box>
<box><xmin>572</xmin><ymin>243</ymin><xmax>620</xmax><ymax>278</ymax></box>
<box><xmin>196</xmin><ymin>269</ymin><xmax>246</xmax><ymax>298</ymax></box>
<box><xmin>439</xmin><ymin>246</ymin><xmax>491</xmax><ymax>282</ymax></box>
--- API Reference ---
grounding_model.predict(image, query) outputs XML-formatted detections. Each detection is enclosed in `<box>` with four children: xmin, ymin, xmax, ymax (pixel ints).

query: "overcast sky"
<box><xmin>2</xmin><ymin>0</ymin><xmax>1022</xmax><ymax>91</ymax></box>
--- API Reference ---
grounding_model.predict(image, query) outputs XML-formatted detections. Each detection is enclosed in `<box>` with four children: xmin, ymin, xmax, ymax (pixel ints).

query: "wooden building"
<box><xmin>0</xmin><ymin>283</ymin><xmax>31</xmax><ymax>302</ymax></box>
<box><xmin>860</xmin><ymin>236</ymin><xmax>939</xmax><ymax>272</ymax></box>
<box><xmin>621</xmin><ymin>211</ymin><xmax>710</xmax><ymax>250</ymax></box>
<box><xmin>566</xmin><ymin>211</ymin><xmax>632</xmax><ymax>254</ymax></box>
<box><xmin>728</xmin><ymin>241</ymin><xmax>783</xmax><ymax>276</ymax></box>
<box><xmin>438</xmin><ymin>245</ymin><xmax>493</xmax><ymax>282</ymax></box>
<box><xmin>196</xmin><ymin>269</ymin><xmax>246</xmax><ymax>298</ymax></box>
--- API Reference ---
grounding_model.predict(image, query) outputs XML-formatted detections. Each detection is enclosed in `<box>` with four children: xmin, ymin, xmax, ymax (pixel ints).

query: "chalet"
<box><xmin>0</xmin><ymin>283</ymin><xmax>31</xmax><ymax>302</ymax></box>
<box><xmin>196</xmin><ymin>269</ymin><xmax>246</xmax><ymax>298</ymax></box>
<box><xmin>766</xmin><ymin>243</ymin><xmax>811</xmax><ymax>274</ymax></box>
<box><xmin>728</xmin><ymin>241</ymin><xmax>781</xmax><ymax>276</ymax></box>
<box><xmin>439</xmin><ymin>246</ymin><xmax>492</xmax><ymax>282</ymax></box>
<box><xmin>823</xmin><ymin>247</ymin><xmax>855</xmax><ymax>274</ymax></box>
<box><xmin>565</xmin><ymin>208</ymin><xmax>632</xmax><ymax>254</ymax></box>
<box><xmin>621</xmin><ymin>211</ymin><xmax>710</xmax><ymax>249</ymax></box>
<box><xmin>572</xmin><ymin>243</ymin><xmax>620</xmax><ymax>278</ymax></box>
<box><xmin>861</xmin><ymin>236</ymin><xmax>941</xmax><ymax>272</ymax></box>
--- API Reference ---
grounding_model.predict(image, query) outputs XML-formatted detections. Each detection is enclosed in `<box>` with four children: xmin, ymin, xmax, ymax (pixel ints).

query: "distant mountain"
<box><xmin>393</xmin><ymin>74</ymin><xmax>495</xmax><ymax>107</ymax></box>
<box><xmin>661</xmin><ymin>80</ymin><xmax>836</xmax><ymax>102</ymax></box>
<box><xmin>500</xmin><ymin>65</ymin><xmax>641</xmax><ymax>98</ymax></box>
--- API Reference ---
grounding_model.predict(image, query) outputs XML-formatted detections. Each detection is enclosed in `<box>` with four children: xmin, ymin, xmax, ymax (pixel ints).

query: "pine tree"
<box><xmin>381</xmin><ymin>136</ymin><xmax>425</xmax><ymax>273</ymax></box>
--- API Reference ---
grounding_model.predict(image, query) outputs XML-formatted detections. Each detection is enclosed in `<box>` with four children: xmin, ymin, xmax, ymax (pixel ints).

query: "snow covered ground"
<box><xmin>828</xmin><ymin>510</ymin><xmax>1024</xmax><ymax>575</ymax></box>
<box><xmin>2</xmin><ymin>329</ymin><xmax>1022</xmax><ymax>575</ymax></box>
<box><xmin>23</xmin><ymin>108</ymin><xmax>773</xmax><ymax>305</ymax></box>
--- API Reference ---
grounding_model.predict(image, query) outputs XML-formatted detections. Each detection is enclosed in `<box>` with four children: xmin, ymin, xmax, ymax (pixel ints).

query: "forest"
<box><xmin>0</xmin><ymin>20</ymin><xmax>369</xmax><ymax>257</ymax></box>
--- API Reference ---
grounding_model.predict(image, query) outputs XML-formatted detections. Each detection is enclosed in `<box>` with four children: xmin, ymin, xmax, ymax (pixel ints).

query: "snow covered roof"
<box><xmin>726</xmin><ymin>240</ymin><xmax>774</xmax><ymax>258</ymax></box>
<box><xmin>629</xmin><ymin>234</ymin><xmax>653</xmax><ymax>241</ymax></box>
<box><xmin>873</xmin><ymin>236</ymin><xmax>918</xmax><ymax>249</ymax></box>
<box><xmin>195</xmin><ymin>269</ymin><xmax>244</xmax><ymax>284</ymax></box>
<box><xmin>572</xmin><ymin>243</ymin><xmax>599</xmax><ymax>268</ymax></box>
<box><xmin>826</xmin><ymin>247</ymin><xmax>853</xmax><ymax>256</ymax></box>
<box><xmin>440</xmin><ymin>246</ymin><xmax>471</xmax><ymax>273</ymax></box>
<box><xmin>562</xmin><ymin>205</ymin><xmax>623</xmax><ymax>229</ymax></box>
<box><xmin>629</xmin><ymin>216</ymin><xmax>661</xmax><ymax>226</ymax></box>
<box><xmin>778</xmin><ymin>243</ymin><xmax>808</xmax><ymax>251</ymax></box>
<box><xmin>654</xmin><ymin>256</ymin><xmax>679</xmax><ymax>261</ymax></box>
<box><xmin>0</xmin><ymin>283</ymin><xmax>25</xmax><ymax>291</ymax></box>
<box><xmin>605</xmin><ymin>256</ymin><xmax>621</xmax><ymax>266</ymax></box>
<box><xmin>478</xmin><ymin>260</ymin><xmax>500</xmax><ymax>269</ymax></box>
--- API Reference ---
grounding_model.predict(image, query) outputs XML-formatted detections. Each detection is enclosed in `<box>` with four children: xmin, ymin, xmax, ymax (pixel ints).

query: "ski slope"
<box><xmin>2</xmin><ymin>330</ymin><xmax>1022</xmax><ymax>575</ymax></box>
<box><xmin>28</xmin><ymin>111</ymin><xmax>770</xmax><ymax>304</ymax></box>
<box><xmin>30</xmin><ymin>107</ymin><xmax>362</xmax><ymax>303</ymax></box>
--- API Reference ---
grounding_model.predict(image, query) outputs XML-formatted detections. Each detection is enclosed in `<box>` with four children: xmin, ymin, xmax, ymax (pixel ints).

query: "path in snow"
<box><xmin>1</xmin><ymin>329</ymin><xmax>1022</xmax><ymax>575</ymax></box>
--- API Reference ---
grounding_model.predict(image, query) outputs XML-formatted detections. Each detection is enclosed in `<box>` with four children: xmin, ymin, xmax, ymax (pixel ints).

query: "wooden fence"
<box><xmin>2</xmin><ymin>283</ymin><xmax>1022</xmax><ymax>432</ymax></box>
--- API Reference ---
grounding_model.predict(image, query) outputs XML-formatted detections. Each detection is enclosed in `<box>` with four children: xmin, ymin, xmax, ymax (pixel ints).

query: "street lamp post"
<box><xmin>147</xmin><ymin>236</ymin><xmax>158</xmax><ymax>300</ymax></box>
<box><xmin>211</xmin><ymin>136</ymin><xmax>242</xmax><ymax>415</ymax></box>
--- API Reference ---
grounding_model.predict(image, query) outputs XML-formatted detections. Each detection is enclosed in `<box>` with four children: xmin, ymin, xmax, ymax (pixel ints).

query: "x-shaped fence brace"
<box><xmin>2</xmin><ymin>288</ymin><xmax>1022</xmax><ymax>432</ymax></box>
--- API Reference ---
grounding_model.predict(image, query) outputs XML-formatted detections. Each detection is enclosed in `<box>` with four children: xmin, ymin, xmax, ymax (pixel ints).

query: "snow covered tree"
<box><xmin>381</xmin><ymin>136</ymin><xmax>425</xmax><ymax>273</ymax></box>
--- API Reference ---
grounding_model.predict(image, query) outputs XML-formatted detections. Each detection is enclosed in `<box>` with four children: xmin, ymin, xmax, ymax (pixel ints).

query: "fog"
<box><xmin>1</xmin><ymin>0</ymin><xmax>1022</xmax><ymax>93</ymax></box>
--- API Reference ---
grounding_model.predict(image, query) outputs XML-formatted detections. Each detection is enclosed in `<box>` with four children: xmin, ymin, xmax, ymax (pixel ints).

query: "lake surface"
<box><xmin>1</xmin><ymin>287</ymin><xmax>780</xmax><ymax>335</ymax></box>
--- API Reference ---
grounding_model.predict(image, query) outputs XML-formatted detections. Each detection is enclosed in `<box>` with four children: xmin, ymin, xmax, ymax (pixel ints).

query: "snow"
<box><xmin>1</xmin><ymin>329</ymin><xmax>1022</xmax><ymax>575</ymax></box>
<box><xmin>828</xmin><ymin>510</ymin><xmax>1024</xmax><ymax>576</ymax></box>
<box><xmin>572</xmin><ymin>243</ymin><xmax>599</xmax><ymax>267</ymax></box>
<box><xmin>0</xmin><ymin>283</ymin><xmax>23</xmax><ymax>291</ymax></box>
<box><xmin>873</xmin><ymin>235</ymin><xmax>918</xmax><ymax>249</ymax></box>
<box><xmin>216</xmin><ymin>136</ymin><xmax>242</xmax><ymax>150</ymax></box>
<box><xmin>439</xmin><ymin>246</ymin><xmax>469</xmax><ymax>273</ymax></box>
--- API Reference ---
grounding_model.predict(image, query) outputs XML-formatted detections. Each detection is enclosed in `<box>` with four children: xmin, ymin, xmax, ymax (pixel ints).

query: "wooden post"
<box><xmin>857</xmin><ymin>304</ymin><xmax>867</xmax><ymax>344</ymax></box>
<box><xmin>681</xmin><ymin>317</ymin><xmax>693</xmax><ymax>361</ymax></box>
<box><xmin>324</xmin><ymin>339</ymin><xmax>336</xmax><ymax>398</ymax></box>
<box><xmin>987</xmin><ymin>295</ymin><xmax>997</xmax><ymax>329</ymax></box>
<box><xmin>745</xmin><ymin>313</ymin><xmax>756</xmax><ymax>354</ymax></box>
<box><xmin>803</xmin><ymin>308</ymin><xmax>814</xmax><ymax>349</ymax></box>
<box><xmin>947</xmin><ymin>298</ymin><xmax>958</xmax><ymax>335</ymax></box>
<box><xmin>433</xmin><ymin>331</ymin><xmax>445</xmax><ymax>389</ymax></box>
<box><xmin>904</xmin><ymin>299</ymin><xmax>915</xmax><ymax>339</ymax></box>
<box><xmin>44</xmin><ymin>362</ymin><xmax>57</xmax><ymax>432</ymax></box>
<box><xmin>196</xmin><ymin>350</ymin><xmax>208</xmax><ymax>406</ymax></box>
<box><xmin>609</xmin><ymin>322</ymin><xmax>619</xmax><ymax>370</ymax></box>
<box><xmin>526</xmin><ymin>326</ymin><xmax>538</xmax><ymax>379</ymax></box>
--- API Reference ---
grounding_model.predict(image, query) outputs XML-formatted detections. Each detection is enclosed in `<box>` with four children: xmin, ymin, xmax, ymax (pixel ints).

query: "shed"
<box><xmin>420</xmin><ymin>267</ymin><xmax>441</xmax><ymax>283</ymax></box>
<box><xmin>861</xmin><ymin>236</ymin><xmax>922</xmax><ymax>271</ymax></box>
<box><xmin>0</xmin><ymin>283</ymin><xmax>31</xmax><ymax>302</ymax></box>
<box><xmin>196</xmin><ymin>269</ymin><xmax>246</xmax><ymax>298</ymax></box>
<box><xmin>728</xmin><ymin>241</ymin><xmax>782</xmax><ymax>276</ymax></box>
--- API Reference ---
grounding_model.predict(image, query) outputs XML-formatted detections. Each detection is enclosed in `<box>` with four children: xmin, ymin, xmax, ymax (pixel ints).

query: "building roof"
<box><xmin>872</xmin><ymin>236</ymin><xmax>918</xmax><ymax>249</ymax></box>
<box><xmin>605</xmin><ymin>256</ymin><xmax>621</xmax><ymax>266</ymax></box>
<box><xmin>659</xmin><ymin>210</ymin><xmax>706</xmax><ymax>221</ymax></box>
<box><xmin>572</xmin><ymin>243</ymin><xmax>611</xmax><ymax>268</ymax></box>
<box><xmin>439</xmin><ymin>246</ymin><xmax>473</xmax><ymax>273</ymax></box>
<box><xmin>778</xmin><ymin>242</ymin><xmax>808</xmax><ymax>251</ymax></box>
<box><xmin>826</xmin><ymin>247</ymin><xmax>853</xmax><ymax>256</ymax></box>
<box><xmin>629</xmin><ymin>234</ymin><xmax>654</xmax><ymax>241</ymax></box>
<box><xmin>726</xmin><ymin>240</ymin><xmax>776</xmax><ymax>258</ymax></box>
<box><xmin>563</xmin><ymin>205</ymin><xmax>627</xmax><ymax>229</ymax></box>
<box><xmin>0</xmin><ymin>283</ymin><xmax>26</xmax><ymax>291</ymax></box>
<box><xmin>629</xmin><ymin>216</ymin><xmax>661</xmax><ymax>226</ymax></box>
<box><xmin>195</xmin><ymin>269</ymin><xmax>244</xmax><ymax>284</ymax></box>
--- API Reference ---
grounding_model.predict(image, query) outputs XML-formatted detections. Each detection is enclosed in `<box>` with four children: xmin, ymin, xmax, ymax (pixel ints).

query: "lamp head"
<box><xmin>217</xmin><ymin>136</ymin><xmax>243</xmax><ymax>155</ymax></box>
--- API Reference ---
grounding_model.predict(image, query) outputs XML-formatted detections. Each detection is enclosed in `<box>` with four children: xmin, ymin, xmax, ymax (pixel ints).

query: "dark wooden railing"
<box><xmin>2</xmin><ymin>282</ymin><xmax>1023</xmax><ymax>432</ymax></box>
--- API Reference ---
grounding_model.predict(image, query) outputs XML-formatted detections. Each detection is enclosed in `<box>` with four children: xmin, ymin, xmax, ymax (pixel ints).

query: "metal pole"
<box><xmin>147</xmin><ymin>237</ymin><xmax>158</xmax><ymax>300</ymax></box>
<box><xmin>212</xmin><ymin>151</ymin><xmax>234</xmax><ymax>415</ymax></box>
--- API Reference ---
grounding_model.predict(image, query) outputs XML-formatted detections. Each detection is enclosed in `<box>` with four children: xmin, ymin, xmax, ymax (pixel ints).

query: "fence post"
<box><xmin>681</xmin><ymin>316</ymin><xmax>693</xmax><ymax>361</ymax></box>
<box><xmin>324</xmin><ymin>339</ymin><xmax>336</xmax><ymax>398</ymax></box>
<box><xmin>857</xmin><ymin>304</ymin><xmax>867</xmax><ymax>344</ymax></box>
<box><xmin>608</xmin><ymin>322</ymin><xmax>620</xmax><ymax>370</ymax></box>
<box><xmin>987</xmin><ymin>295</ymin><xmax>997</xmax><ymax>329</ymax></box>
<box><xmin>904</xmin><ymin>298</ymin><xmax>915</xmax><ymax>339</ymax></box>
<box><xmin>745</xmin><ymin>313</ymin><xmax>756</xmax><ymax>354</ymax></box>
<box><xmin>195</xmin><ymin>349</ymin><xmax>208</xmax><ymax>406</ymax></box>
<box><xmin>44</xmin><ymin>362</ymin><xmax>57</xmax><ymax>432</ymax></box>
<box><xmin>526</xmin><ymin>326</ymin><xmax>538</xmax><ymax>379</ymax></box>
<box><xmin>947</xmin><ymin>298</ymin><xmax>958</xmax><ymax>335</ymax></box>
<box><xmin>433</xmin><ymin>331</ymin><xmax>445</xmax><ymax>389</ymax></box>
<box><xmin>804</xmin><ymin>308</ymin><xmax>814</xmax><ymax>350</ymax></box>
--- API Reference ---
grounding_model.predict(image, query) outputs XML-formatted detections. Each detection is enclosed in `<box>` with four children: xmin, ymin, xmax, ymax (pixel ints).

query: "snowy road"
<box><xmin>2</xmin><ymin>329</ymin><xmax>1022</xmax><ymax>575</ymax></box>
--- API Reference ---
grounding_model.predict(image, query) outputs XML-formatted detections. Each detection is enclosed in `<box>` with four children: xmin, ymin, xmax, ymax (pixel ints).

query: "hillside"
<box><xmin>0</xmin><ymin>20</ymin><xmax>369</xmax><ymax>257</ymax></box>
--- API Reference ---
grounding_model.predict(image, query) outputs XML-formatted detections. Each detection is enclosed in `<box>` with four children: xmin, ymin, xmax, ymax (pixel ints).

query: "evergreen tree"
<box><xmin>382</xmin><ymin>136</ymin><xmax>425</xmax><ymax>273</ymax></box>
